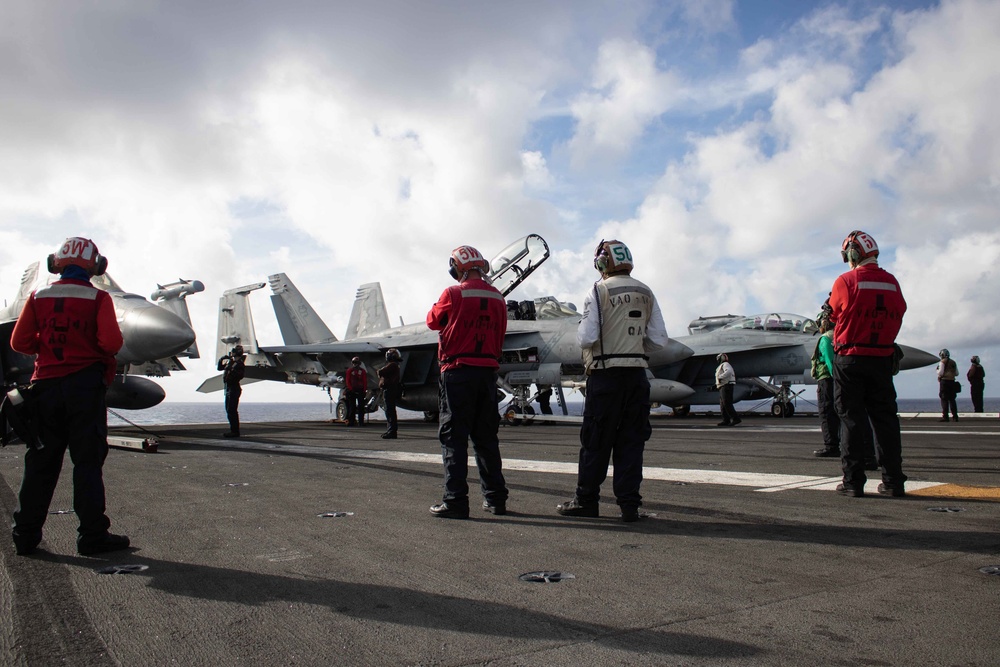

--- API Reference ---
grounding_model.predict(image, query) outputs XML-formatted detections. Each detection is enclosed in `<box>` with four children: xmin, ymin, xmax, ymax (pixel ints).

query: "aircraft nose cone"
<box><xmin>898</xmin><ymin>345</ymin><xmax>940</xmax><ymax>371</ymax></box>
<box><xmin>120</xmin><ymin>305</ymin><xmax>196</xmax><ymax>362</ymax></box>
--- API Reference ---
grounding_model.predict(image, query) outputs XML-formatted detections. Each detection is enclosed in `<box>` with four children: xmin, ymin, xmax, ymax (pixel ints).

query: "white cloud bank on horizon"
<box><xmin>1</xmin><ymin>0</ymin><xmax>997</xmax><ymax>403</ymax></box>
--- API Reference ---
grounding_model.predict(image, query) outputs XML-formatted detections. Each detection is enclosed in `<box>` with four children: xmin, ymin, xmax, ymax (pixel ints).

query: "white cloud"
<box><xmin>568</xmin><ymin>39</ymin><xmax>682</xmax><ymax>166</ymax></box>
<box><xmin>3</xmin><ymin>0</ymin><xmax>999</xmax><ymax>404</ymax></box>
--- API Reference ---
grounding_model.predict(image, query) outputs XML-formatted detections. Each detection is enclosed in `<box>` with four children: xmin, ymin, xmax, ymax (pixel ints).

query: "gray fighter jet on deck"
<box><xmin>1</xmin><ymin>261</ymin><xmax>203</xmax><ymax>410</ymax></box>
<box><xmin>197</xmin><ymin>235</ymin><xmax>696</xmax><ymax>418</ymax></box>
<box><xmin>660</xmin><ymin>312</ymin><xmax>939</xmax><ymax>416</ymax></box>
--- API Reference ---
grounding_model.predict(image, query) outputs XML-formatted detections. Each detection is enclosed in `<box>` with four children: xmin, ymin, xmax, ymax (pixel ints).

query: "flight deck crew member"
<box><xmin>714</xmin><ymin>353</ymin><xmax>742</xmax><ymax>427</ymax></box>
<box><xmin>344</xmin><ymin>357</ymin><xmax>368</xmax><ymax>426</ymax></box>
<box><xmin>556</xmin><ymin>239</ymin><xmax>667</xmax><ymax>523</ymax></box>
<box><xmin>828</xmin><ymin>230</ymin><xmax>908</xmax><ymax>498</ymax></box>
<box><xmin>936</xmin><ymin>349</ymin><xmax>959</xmax><ymax>422</ymax></box>
<box><xmin>10</xmin><ymin>237</ymin><xmax>129</xmax><ymax>556</ymax></box>
<box><xmin>967</xmin><ymin>356</ymin><xmax>985</xmax><ymax>413</ymax></box>
<box><xmin>378</xmin><ymin>348</ymin><xmax>402</xmax><ymax>439</ymax></box>
<box><xmin>811</xmin><ymin>313</ymin><xmax>841</xmax><ymax>457</ymax></box>
<box><xmin>426</xmin><ymin>245</ymin><xmax>508</xmax><ymax>519</ymax></box>
<box><xmin>218</xmin><ymin>344</ymin><xmax>246</xmax><ymax>437</ymax></box>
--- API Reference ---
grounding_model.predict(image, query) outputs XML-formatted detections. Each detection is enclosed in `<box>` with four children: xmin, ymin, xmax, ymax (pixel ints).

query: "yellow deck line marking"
<box><xmin>907</xmin><ymin>483</ymin><xmax>1000</xmax><ymax>501</ymax></box>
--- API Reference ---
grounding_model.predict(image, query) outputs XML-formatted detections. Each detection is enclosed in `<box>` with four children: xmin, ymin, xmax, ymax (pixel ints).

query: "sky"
<box><xmin>2</xmin><ymin>0</ymin><xmax>998</xmax><ymax>404</ymax></box>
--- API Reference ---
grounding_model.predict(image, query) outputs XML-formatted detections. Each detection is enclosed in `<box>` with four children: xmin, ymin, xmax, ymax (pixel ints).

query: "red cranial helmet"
<box><xmin>594</xmin><ymin>239</ymin><xmax>633</xmax><ymax>276</ymax></box>
<box><xmin>841</xmin><ymin>230</ymin><xmax>879</xmax><ymax>264</ymax></box>
<box><xmin>47</xmin><ymin>237</ymin><xmax>108</xmax><ymax>275</ymax></box>
<box><xmin>449</xmin><ymin>245</ymin><xmax>490</xmax><ymax>281</ymax></box>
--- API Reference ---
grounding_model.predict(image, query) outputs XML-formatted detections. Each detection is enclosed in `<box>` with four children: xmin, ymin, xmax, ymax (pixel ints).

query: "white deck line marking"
<box><xmin>174</xmin><ymin>436</ymin><xmax>948</xmax><ymax>493</ymax></box>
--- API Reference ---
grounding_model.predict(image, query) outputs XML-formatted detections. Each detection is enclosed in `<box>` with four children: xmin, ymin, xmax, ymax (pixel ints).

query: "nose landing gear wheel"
<box><xmin>771</xmin><ymin>401</ymin><xmax>794</xmax><ymax>418</ymax></box>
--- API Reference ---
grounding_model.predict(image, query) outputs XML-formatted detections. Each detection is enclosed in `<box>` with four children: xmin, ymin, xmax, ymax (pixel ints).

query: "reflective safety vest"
<box><xmin>345</xmin><ymin>366</ymin><xmax>367</xmax><ymax>392</ymax></box>
<box><xmin>10</xmin><ymin>278</ymin><xmax>122</xmax><ymax>383</ymax></box>
<box><xmin>811</xmin><ymin>331</ymin><xmax>834</xmax><ymax>380</ymax></box>
<box><xmin>582</xmin><ymin>275</ymin><xmax>654</xmax><ymax>372</ymax></box>
<box><xmin>830</xmin><ymin>265</ymin><xmax>906</xmax><ymax>357</ymax></box>
<box><xmin>427</xmin><ymin>278</ymin><xmax>507</xmax><ymax>373</ymax></box>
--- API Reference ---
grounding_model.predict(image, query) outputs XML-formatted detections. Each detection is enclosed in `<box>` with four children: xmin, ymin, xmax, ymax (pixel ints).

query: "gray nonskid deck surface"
<box><xmin>1</xmin><ymin>415</ymin><xmax>998</xmax><ymax>666</ymax></box>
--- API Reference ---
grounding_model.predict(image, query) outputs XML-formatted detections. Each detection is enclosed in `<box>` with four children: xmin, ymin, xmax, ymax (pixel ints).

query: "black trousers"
<box><xmin>971</xmin><ymin>382</ymin><xmax>984</xmax><ymax>413</ymax></box>
<box><xmin>13</xmin><ymin>366</ymin><xmax>113</xmax><ymax>544</ymax></box>
<box><xmin>576</xmin><ymin>367</ymin><xmax>651</xmax><ymax>509</ymax></box>
<box><xmin>938</xmin><ymin>380</ymin><xmax>958</xmax><ymax>419</ymax></box>
<box><xmin>719</xmin><ymin>383</ymin><xmax>740</xmax><ymax>423</ymax></box>
<box><xmin>437</xmin><ymin>367</ymin><xmax>507</xmax><ymax>508</ymax></box>
<box><xmin>833</xmin><ymin>354</ymin><xmax>906</xmax><ymax>489</ymax></box>
<box><xmin>383</xmin><ymin>386</ymin><xmax>401</xmax><ymax>434</ymax></box>
<box><xmin>346</xmin><ymin>390</ymin><xmax>365</xmax><ymax>425</ymax></box>
<box><xmin>224</xmin><ymin>383</ymin><xmax>241</xmax><ymax>434</ymax></box>
<box><xmin>817</xmin><ymin>377</ymin><xmax>841</xmax><ymax>449</ymax></box>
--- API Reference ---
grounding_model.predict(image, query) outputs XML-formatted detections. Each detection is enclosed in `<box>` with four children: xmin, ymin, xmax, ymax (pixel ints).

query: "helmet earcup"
<box><xmin>92</xmin><ymin>254</ymin><xmax>108</xmax><ymax>276</ymax></box>
<box><xmin>46</xmin><ymin>253</ymin><xmax>58</xmax><ymax>274</ymax></box>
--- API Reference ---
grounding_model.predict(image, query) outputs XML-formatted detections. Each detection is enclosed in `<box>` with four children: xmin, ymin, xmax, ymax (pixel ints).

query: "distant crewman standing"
<box><xmin>828</xmin><ymin>230</ymin><xmax>907</xmax><ymax>498</ymax></box>
<box><xmin>714</xmin><ymin>353</ymin><xmax>742</xmax><ymax>427</ymax></box>
<box><xmin>218</xmin><ymin>344</ymin><xmax>246</xmax><ymax>438</ymax></box>
<box><xmin>344</xmin><ymin>357</ymin><xmax>368</xmax><ymax>427</ymax></box>
<box><xmin>967</xmin><ymin>356</ymin><xmax>985</xmax><ymax>413</ymax></box>
<box><xmin>377</xmin><ymin>348</ymin><xmax>402</xmax><ymax>439</ymax></box>
<box><xmin>426</xmin><ymin>245</ymin><xmax>508</xmax><ymax>519</ymax></box>
<box><xmin>556</xmin><ymin>239</ymin><xmax>667</xmax><ymax>523</ymax></box>
<box><xmin>811</xmin><ymin>312</ymin><xmax>841</xmax><ymax>457</ymax></box>
<box><xmin>10</xmin><ymin>237</ymin><xmax>130</xmax><ymax>556</ymax></box>
<box><xmin>936</xmin><ymin>349</ymin><xmax>959</xmax><ymax>422</ymax></box>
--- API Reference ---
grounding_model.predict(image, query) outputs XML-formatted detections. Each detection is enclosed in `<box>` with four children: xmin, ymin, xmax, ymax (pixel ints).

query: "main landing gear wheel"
<box><xmin>504</xmin><ymin>404</ymin><xmax>535</xmax><ymax>426</ymax></box>
<box><xmin>672</xmin><ymin>405</ymin><xmax>691</xmax><ymax>418</ymax></box>
<box><xmin>336</xmin><ymin>400</ymin><xmax>348</xmax><ymax>422</ymax></box>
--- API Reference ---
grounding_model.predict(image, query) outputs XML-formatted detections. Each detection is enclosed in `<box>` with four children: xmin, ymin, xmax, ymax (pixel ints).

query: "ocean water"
<box><xmin>108</xmin><ymin>396</ymin><xmax>999</xmax><ymax>427</ymax></box>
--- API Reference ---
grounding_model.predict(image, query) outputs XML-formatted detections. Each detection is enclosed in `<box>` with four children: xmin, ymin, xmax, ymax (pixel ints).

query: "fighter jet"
<box><xmin>1</xmin><ymin>261</ymin><xmax>203</xmax><ymax>411</ymax></box>
<box><xmin>197</xmin><ymin>234</ymin><xmax>696</xmax><ymax>418</ymax></box>
<box><xmin>659</xmin><ymin>312</ymin><xmax>939</xmax><ymax>416</ymax></box>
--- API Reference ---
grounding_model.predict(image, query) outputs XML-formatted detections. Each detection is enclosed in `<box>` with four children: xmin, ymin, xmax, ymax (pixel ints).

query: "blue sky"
<box><xmin>2</xmin><ymin>0</ymin><xmax>997</xmax><ymax>402</ymax></box>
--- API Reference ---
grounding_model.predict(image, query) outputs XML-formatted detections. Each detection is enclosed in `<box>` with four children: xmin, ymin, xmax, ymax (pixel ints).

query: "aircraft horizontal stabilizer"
<box><xmin>196</xmin><ymin>374</ymin><xmax>269</xmax><ymax>394</ymax></box>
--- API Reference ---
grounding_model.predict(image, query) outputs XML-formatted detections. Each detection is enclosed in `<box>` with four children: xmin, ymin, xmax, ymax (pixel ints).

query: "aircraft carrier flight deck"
<box><xmin>2</xmin><ymin>414</ymin><xmax>998</xmax><ymax>666</ymax></box>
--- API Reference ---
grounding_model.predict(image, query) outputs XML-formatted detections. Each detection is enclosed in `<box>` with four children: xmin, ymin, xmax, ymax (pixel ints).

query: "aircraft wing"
<box><xmin>260</xmin><ymin>342</ymin><xmax>389</xmax><ymax>355</ymax></box>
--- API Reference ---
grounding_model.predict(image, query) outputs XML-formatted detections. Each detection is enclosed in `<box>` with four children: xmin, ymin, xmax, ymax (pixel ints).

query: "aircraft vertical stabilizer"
<box><xmin>345</xmin><ymin>282</ymin><xmax>391</xmax><ymax>340</ymax></box>
<box><xmin>216</xmin><ymin>282</ymin><xmax>266</xmax><ymax>363</ymax></box>
<box><xmin>267</xmin><ymin>273</ymin><xmax>338</xmax><ymax>345</ymax></box>
<box><xmin>0</xmin><ymin>262</ymin><xmax>41</xmax><ymax>322</ymax></box>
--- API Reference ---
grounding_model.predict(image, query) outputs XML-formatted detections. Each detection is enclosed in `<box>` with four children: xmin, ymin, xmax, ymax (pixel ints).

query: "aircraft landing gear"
<box><xmin>672</xmin><ymin>405</ymin><xmax>691</xmax><ymax>418</ymax></box>
<box><xmin>503</xmin><ymin>403</ymin><xmax>535</xmax><ymax>426</ymax></box>
<box><xmin>771</xmin><ymin>401</ymin><xmax>795</xmax><ymax>418</ymax></box>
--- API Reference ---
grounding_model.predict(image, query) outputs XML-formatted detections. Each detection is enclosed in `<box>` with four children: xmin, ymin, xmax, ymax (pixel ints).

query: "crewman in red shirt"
<box><xmin>828</xmin><ymin>230</ymin><xmax>908</xmax><ymax>498</ymax></box>
<box><xmin>426</xmin><ymin>245</ymin><xmax>508</xmax><ymax>519</ymax></box>
<box><xmin>344</xmin><ymin>357</ymin><xmax>368</xmax><ymax>426</ymax></box>
<box><xmin>9</xmin><ymin>237</ymin><xmax>129</xmax><ymax>556</ymax></box>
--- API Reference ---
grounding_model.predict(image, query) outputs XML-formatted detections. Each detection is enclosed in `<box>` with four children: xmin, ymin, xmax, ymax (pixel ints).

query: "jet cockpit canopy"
<box><xmin>720</xmin><ymin>313</ymin><xmax>818</xmax><ymax>334</ymax></box>
<box><xmin>488</xmin><ymin>234</ymin><xmax>550</xmax><ymax>298</ymax></box>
